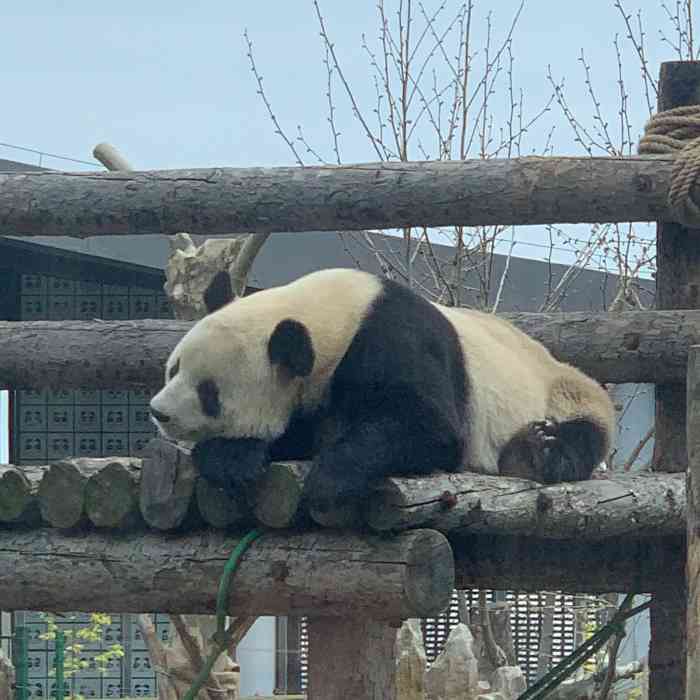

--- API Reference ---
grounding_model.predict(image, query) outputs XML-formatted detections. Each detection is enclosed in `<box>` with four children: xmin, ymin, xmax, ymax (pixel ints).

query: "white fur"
<box><xmin>150</xmin><ymin>269</ymin><xmax>382</xmax><ymax>443</ymax></box>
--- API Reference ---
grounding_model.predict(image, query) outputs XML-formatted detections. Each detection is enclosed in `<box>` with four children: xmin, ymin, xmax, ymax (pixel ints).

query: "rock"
<box><xmin>164</xmin><ymin>234</ymin><xmax>245</xmax><ymax>321</ymax></box>
<box><xmin>425</xmin><ymin>623</ymin><xmax>479</xmax><ymax>700</ymax></box>
<box><xmin>491</xmin><ymin>666</ymin><xmax>526</xmax><ymax>699</ymax></box>
<box><xmin>395</xmin><ymin>619</ymin><xmax>427</xmax><ymax>700</ymax></box>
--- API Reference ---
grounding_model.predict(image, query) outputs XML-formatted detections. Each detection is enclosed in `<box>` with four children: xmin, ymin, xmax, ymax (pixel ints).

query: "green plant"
<box><xmin>39</xmin><ymin>613</ymin><xmax>125</xmax><ymax>700</ymax></box>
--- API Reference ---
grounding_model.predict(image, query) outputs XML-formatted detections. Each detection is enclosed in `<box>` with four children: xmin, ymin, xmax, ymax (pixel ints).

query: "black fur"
<box><xmin>203</xmin><ymin>270</ymin><xmax>234</xmax><ymax>314</ymax></box>
<box><xmin>197</xmin><ymin>379</ymin><xmax>222</xmax><ymax>418</ymax></box>
<box><xmin>193</xmin><ymin>277</ymin><xmax>468</xmax><ymax>510</ymax></box>
<box><xmin>268</xmin><ymin>319</ymin><xmax>315</xmax><ymax>377</ymax></box>
<box><xmin>271</xmin><ymin>278</ymin><xmax>469</xmax><ymax>514</ymax></box>
<box><xmin>168</xmin><ymin>358</ymin><xmax>180</xmax><ymax>380</ymax></box>
<box><xmin>498</xmin><ymin>417</ymin><xmax>607</xmax><ymax>483</ymax></box>
<box><xmin>192</xmin><ymin>437</ymin><xmax>268</xmax><ymax>497</ymax></box>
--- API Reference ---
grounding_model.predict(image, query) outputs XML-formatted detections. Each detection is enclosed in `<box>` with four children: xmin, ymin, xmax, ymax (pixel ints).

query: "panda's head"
<box><xmin>149</xmin><ymin>271</ymin><xmax>315</xmax><ymax>444</ymax></box>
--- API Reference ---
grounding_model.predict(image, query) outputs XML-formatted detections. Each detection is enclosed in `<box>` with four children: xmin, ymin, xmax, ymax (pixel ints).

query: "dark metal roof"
<box><xmin>0</xmin><ymin>158</ymin><xmax>46</xmax><ymax>172</ymax></box>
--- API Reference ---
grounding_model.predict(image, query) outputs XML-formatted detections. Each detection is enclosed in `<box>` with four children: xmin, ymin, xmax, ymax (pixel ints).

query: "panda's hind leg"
<box><xmin>499</xmin><ymin>370</ymin><xmax>615</xmax><ymax>484</ymax></box>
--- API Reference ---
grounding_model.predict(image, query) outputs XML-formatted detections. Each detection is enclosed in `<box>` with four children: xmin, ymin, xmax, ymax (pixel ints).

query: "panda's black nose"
<box><xmin>150</xmin><ymin>407</ymin><xmax>170</xmax><ymax>424</ymax></box>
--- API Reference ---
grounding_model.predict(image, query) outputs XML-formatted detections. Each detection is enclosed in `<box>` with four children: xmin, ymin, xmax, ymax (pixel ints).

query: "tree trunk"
<box><xmin>649</xmin><ymin>59</ymin><xmax>700</xmax><ymax>700</ymax></box>
<box><xmin>4</xmin><ymin>310</ymin><xmax>700</xmax><ymax>391</ymax></box>
<box><xmin>368</xmin><ymin>471</ymin><xmax>685</xmax><ymax>538</ymax></box>
<box><xmin>306</xmin><ymin>618</ymin><xmax>398</xmax><ymax>700</ymax></box>
<box><xmin>687</xmin><ymin>346</ymin><xmax>700</xmax><ymax>695</ymax></box>
<box><xmin>0</xmin><ymin>527</ymin><xmax>454</xmax><ymax>619</ymax></box>
<box><xmin>0</xmin><ymin>155</ymin><xmax>685</xmax><ymax>238</ymax></box>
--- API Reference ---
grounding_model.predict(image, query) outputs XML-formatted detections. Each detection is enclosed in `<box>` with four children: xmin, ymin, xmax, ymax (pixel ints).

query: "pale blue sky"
<box><xmin>0</xmin><ymin>1</ymin><xmax>678</xmax><ymax>269</ymax></box>
<box><xmin>1</xmin><ymin>1</ymin><xmax>674</xmax><ymax>169</ymax></box>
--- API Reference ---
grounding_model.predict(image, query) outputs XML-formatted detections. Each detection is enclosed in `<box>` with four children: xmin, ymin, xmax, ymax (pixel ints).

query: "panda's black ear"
<box><xmin>203</xmin><ymin>271</ymin><xmax>234</xmax><ymax>314</ymax></box>
<box><xmin>268</xmin><ymin>319</ymin><xmax>315</xmax><ymax>378</ymax></box>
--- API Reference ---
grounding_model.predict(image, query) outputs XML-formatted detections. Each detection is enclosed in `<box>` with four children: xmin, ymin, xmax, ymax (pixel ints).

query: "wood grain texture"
<box><xmin>0</xmin><ymin>527</ymin><xmax>454</xmax><ymax>619</ymax></box>
<box><xmin>2</xmin><ymin>310</ymin><xmax>700</xmax><ymax>389</ymax></box>
<box><xmin>0</xmin><ymin>156</ymin><xmax>684</xmax><ymax>237</ymax></box>
<box><xmin>306</xmin><ymin>618</ymin><xmax>398</xmax><ymax>700</ymax></box>
<box><xmin>368</xmin><ymin>471</ymin><xmax>685</xmax><ymax>539</ymax></box>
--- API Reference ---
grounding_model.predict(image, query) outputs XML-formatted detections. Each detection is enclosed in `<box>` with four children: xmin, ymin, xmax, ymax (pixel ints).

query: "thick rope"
<box><xmin>638</xmin><ymin>104</ymin><xmax>700</xmax><ymax>224</ymax></box>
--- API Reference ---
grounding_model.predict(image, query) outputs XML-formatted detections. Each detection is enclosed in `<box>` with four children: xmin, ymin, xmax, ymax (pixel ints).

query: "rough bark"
<box><xmin>687</xmin><ymin>345</ymin><xmax>700</xmax><ymax>695</ymax></box>
<box><xmin>139</xmin><ymin>438</ymin><xmax>199</xmax><ymax>531</ymax></box>
<box><xmin>306</xmin><ymin>617</ymin><xmax>398</xmax><ymax>700</ymax></box>
<box><xmin>0</xmin><ymin>527</ymin><xmax>454</xmax><ymax>619</ymax></box>
<box><xmin>0</xmin><ymin>155</ymin><xmax>684</xmax><ymax>238</ymax></box>
<box><xmin>2</xmin><ymin>310</ymin><xmax>700</xmax><ymax>391</ymax></box>
<box><xmin>649</xmin><ymin>60</ymin><xmax>698</xmax><ymax>700</ymax></box>
<box><xmin>452</xmin><ymin>534</ymin><xmax>685</xmax><ymax>594</ymax></box>
<box><xmin>84</xmin><ymin>458</ymin><xmax>142</xmax><ymax>528</ymax></box>
<box><xmin>368</xmin><ymin>471</ymin><xmax>685</xmax><ymax>539</ymax></box>
<box><xmin>0</xmin><ymin>465</ymin><xmax>43</xmax><ymax>523</ymax></box>
<box><xmin>253</xmin><ymin>461</ymin><xmax>311</xmax><ymax>529</ymax></box>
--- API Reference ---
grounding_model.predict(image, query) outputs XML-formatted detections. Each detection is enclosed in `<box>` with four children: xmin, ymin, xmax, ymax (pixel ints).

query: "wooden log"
<box><xmin>2</xmin><ymin>310</ymin><xmax>700</xmax><ymax>390</ymax></box>
<box><xmin>452</xmin><ymin>534</ymin><xmax>685</xmax><ymax>594</ymax></box>
<box><xmin>195</xmin><ymin>478</ymin><xmax>250</xmax><ymax>529</ymax></box>
<box><xmin>649</xmin><ymin>60</ymin><xmax>699</xmax><ymax>700</ymax></box>
<box><xmin>367</xmin><ymin>471</ymin><xmax>685</xmax><ymax>539</ymax></box>
<box><xmin>687</xmin><ymin>345</ymin><xmax>700</xmax><ymax>694</ymax></box>
<box><xmin>0</xmin><ymin>155</ymin><xmax>684</xmax><ymax>238</ymax></box>
<box><xmin>306</xmin><ymin>618</ymin><xmax>398</xmax><ymax>699</ymax></box>
<box><xmin>0</xmin><ymin>527</ymin><xmax>454</xmax><ymax>619</ymax></box>
<box><xmin>37</xmin><ymin>458</ymin><xmax>109</xmax><ymax>528</ymax></box>
<box><xmin>84</xmin><ymin>458</ymin><xmax>142</xmax><ymax>528</ymax></box>
<box><xmin>253</xmin><ymin>462</ymin><xmax>311</xmax><ymax>529</ymax></box>
<box><xmin>139</xmin><ymin>438</ymin><xmax>199</xmax><ymax>531</ymax></box>
<box><xmin>0</xmin><ymin>465</ymin><xmax>43</xmax><ymax>523</ymax></box>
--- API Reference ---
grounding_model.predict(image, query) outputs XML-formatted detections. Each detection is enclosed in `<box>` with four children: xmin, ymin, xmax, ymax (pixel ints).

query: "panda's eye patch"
<box><xmin>197</xmin><ymin>379</ymin><xmax>221</xmax><ymax>418</ymax></box>
<box><xmin>168</xmin><ymin>358</ymin><xmax>180</xmax><ymax>380</ymax></box>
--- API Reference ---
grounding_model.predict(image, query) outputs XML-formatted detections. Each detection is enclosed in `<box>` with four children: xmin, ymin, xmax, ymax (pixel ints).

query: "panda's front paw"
<box><xmin>192</xmin><ymin>437</ymin><xmax>269</xmax><ymax>497</ymax></box>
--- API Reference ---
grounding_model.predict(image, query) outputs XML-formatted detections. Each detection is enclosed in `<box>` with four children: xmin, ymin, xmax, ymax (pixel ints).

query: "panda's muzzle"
<box><xmin>150</xmin><ymin>406</ymin><xmax>171</xmax><ymax>424</ymax></box>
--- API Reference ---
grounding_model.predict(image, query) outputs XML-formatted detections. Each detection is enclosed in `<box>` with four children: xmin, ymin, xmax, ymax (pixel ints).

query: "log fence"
<box><xmin>3</xmin><ymin>58</ymin><xmax>700</xmax><ymax>699</ymax></box>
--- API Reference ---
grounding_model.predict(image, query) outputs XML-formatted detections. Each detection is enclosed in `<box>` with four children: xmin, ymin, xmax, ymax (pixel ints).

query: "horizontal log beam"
<box><xmin>0</xmin><ymin>527</ymin><xmax>454</xmax><ymax>619</ymax></box>
<box><xmin>0</xmin><ymin>309</ymin><xmax>698</xmax><ymax>389</ymax></box>
<box><xmin>453</xmin><ymin>534</ymin><xmax>684</xmax><ymax>594</ymax></box>
<box><xmin>368</xmin><ymin>472</ymin><xmax>685</xmax><ymax>539</ymax></box>
<box><xmin>0</xmin><ymin>156</ymin><xmax>679</xmax><ymax>237</ymax></box>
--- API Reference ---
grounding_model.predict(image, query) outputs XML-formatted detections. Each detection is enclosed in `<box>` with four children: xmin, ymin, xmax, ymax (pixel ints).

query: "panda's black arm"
<box><xmin>191</xmin><ymin>437</ymin><xmax>269</xmax><ymax>496</ymax></box>
<box><xmin>305</xmin><ymin>388</ymin><xmax>464</xmax><ymax>515</ymax></box>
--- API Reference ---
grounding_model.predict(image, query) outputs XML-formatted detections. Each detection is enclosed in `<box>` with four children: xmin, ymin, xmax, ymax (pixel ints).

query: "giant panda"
<box><xmin>149</xmin><ymin>267</ymin><xmax>615</xmax><ymax>516</ymax></box>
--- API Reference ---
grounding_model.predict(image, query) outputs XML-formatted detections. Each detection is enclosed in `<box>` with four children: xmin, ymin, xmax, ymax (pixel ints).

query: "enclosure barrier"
<box><xmin>2</xmin><ymin>60</ymin><xmax>700</xmax><ymax>698</ymax></box>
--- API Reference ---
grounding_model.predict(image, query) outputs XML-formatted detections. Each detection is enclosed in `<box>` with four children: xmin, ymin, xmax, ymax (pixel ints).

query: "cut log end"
<box><xmin>401</xmin><ymin>529</ymin><xmax>455</xmax><ymax>618</ymax></box>
<box><xmin>0</xmin><ymin>467</ymin><xmax>34</xmax><ymax>522</ymax></box>
<box><xmin>253</xmin><ymin>461</ymin><xmax>311</xmax><ymax>529</ymax></box>
<box><xmin>84</xmin><ymin>460</ymin><xmax>141</xmax><ymax>529</ymax></box>
<box><xmin>195</xmin><ymin>478</ymin><xmax>250</xmax><ymax>529</ymax></box>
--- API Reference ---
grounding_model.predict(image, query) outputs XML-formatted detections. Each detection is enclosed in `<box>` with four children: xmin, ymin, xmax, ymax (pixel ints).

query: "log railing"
<box><xmin>0</xmin><ymin>155</ymin><xmax>683</xmax><ymax>237</ymax></box>
<box><xmin>2</xmin><ymin>309</ymin><xmax>700</xmax><ymax>389</ymax></box>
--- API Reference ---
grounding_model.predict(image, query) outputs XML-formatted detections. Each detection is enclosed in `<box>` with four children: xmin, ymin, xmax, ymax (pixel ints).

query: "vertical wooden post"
<box><xmin>306</xmin><ymin>617</ymin><xmax>399</xmax><ymax>699</ymax></box>
<box><xmin>651</xmin><ymin>60</ymin><xmax>700</xmax><ymax>700</ymax></box>
<box><xmin>688</xmin><ymin>346</ymin><xmax>700</xmax><ymax>694</ymax></box>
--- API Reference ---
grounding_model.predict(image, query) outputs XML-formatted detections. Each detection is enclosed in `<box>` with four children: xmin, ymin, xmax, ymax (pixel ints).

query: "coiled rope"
<box><xmin>639</xmin><ymin>104</ymin><xmax>700</xmax><ymax>224</ymax></box>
